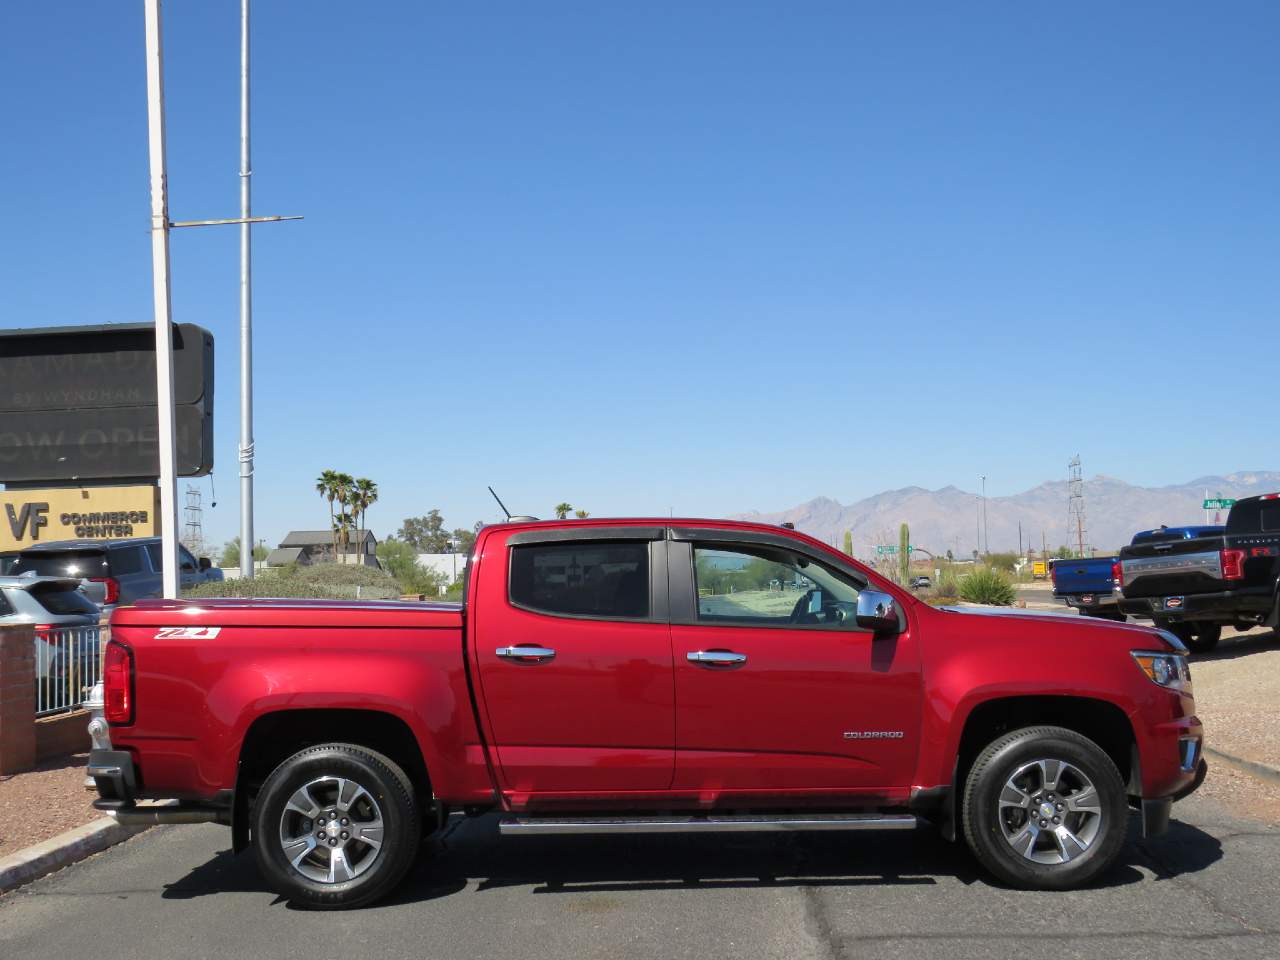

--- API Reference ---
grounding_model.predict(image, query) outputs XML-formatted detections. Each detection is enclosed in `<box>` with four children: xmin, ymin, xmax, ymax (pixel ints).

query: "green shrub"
<box><xmin>959</xmin><ymin>567</ymin><xmax>1016</xmax><ymax>606</ymax></box>
<box><xmin>182</xmin><ymin>562</ymin><xmax>402</xmax><ymax>601</ymax></box>
<box><xmin>932</xmin><ymin>572</ymin><xmax>961</xmax><ymax>600</ymax></box>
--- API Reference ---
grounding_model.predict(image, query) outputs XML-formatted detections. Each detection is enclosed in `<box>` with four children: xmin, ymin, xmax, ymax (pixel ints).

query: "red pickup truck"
<box><xmin>89</xmin><ymin>518</ymin><xmax>1205</xmax><ymax>908</ymax></box>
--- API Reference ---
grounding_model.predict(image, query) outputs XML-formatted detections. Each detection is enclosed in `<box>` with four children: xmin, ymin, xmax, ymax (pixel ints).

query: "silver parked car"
<box><xmin>0</xmin><ymin>575</ymin><xmax>101</xmax><ymax>683</ymax></box>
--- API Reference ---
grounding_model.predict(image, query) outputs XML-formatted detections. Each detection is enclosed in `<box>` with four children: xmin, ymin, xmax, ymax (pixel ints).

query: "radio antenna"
<box><xmin>488</xmin><ymin>486</ymin><xmax>513</xmax><ymax>521</ymax></box>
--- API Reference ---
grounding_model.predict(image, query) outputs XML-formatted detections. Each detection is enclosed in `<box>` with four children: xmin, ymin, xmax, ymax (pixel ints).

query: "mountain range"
<box><xmin>734</xmin><ymin>471</ymin><xmax>1280</xmax><ymax>558</ymax></box>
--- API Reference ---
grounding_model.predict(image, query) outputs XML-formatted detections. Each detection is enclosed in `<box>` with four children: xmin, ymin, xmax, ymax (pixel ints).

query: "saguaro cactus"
<box><xmin>899</xmin><ymin>523</ymin><xmax>910</xmax><ymax>585</ymax></box>
<box><xmin>842</xmin><ymin>530</ymin><xmax>853</xmax><ymax>556</ymax></box>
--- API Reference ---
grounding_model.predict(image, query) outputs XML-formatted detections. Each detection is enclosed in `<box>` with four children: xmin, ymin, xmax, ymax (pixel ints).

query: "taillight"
<box><xmin>1221</xmin><ymin>548</ymin><xmax>1245</xmax><ymax>581</ymax></box>
<box><xmin>103</xmin><ymin>641</ymin><xmax>134</xmax><ymax>724</ymax></box>
<box><xmin>1050</xmin><ymin>563</ymin><xmax>1057</xmax><ymax>586</ymax></box>
<box><xmin>91</xmin><ymin>577</ymin><xmax>120</xmax><ymax>604</ymax></box>
<box><xmin>1111</xmin><ymin>560</ymin><xmax>1123</xmax><ymax>588</ymax></box>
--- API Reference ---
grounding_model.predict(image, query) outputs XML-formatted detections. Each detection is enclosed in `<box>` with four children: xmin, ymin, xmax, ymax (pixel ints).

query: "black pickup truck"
<box><xmin>1117</xmin><ymin>494</ymin><xmax>1280</xmax><ymax>652</ymax></box>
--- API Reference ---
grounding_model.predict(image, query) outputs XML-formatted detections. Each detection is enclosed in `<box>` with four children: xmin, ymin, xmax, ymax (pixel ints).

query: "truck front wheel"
<box><xmin>252</xmin><ymin>743</ymin><xmax>421</xmax><ymax>908</ymax></box>
<box><xmin>961</xmin><ymin>726</ymin><xmax>1127</xmax><ymax>890</ymax></box>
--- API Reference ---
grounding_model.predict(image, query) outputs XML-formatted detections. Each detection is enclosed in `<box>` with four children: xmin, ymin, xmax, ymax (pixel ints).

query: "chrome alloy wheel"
<box><xmin>997</xmin><ymin>758</ymin><xmax>1102</xmax><ymax>865</ymax></box>
<box><xmin>278</xmin><ymin>776</ymin><xmax>385</xmax><ymax>884</ymax></box>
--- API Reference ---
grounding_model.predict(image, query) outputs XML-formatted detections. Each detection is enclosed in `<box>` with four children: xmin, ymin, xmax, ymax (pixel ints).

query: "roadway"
<box><xmin>2</xmin><ymin>791</ymin><xmax>1277</xmax><ymax>960</ymax></box>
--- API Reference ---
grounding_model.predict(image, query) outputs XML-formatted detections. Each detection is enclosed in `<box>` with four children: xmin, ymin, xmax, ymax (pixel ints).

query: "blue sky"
<box><xmin>3</xmin><ymin>2</ymin><xmax>1277</xmax><ymax>549</ymax></box>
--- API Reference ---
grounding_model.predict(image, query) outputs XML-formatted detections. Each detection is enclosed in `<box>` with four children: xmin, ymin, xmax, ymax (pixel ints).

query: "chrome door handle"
<box><xmin>687</xmin><ymin>650</ymin><xmax>747</xmax><ymax>666</ymax></box>
<box><xmin>496</xmin><ymin>645</ymin><xmax>556</xmax><ymax>663</ymax></box>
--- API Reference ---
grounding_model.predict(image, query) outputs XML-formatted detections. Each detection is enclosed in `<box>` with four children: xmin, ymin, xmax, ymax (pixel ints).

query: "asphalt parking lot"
<box><xmin>3</xmin><ymin>790</ymin><xmax>1278</xmax><ymax>960</ymax></box>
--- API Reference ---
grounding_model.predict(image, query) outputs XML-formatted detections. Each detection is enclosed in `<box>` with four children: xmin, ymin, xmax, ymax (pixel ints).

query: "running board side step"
<box><xmin>499</xmin><ymin>814</ymin><xmax>919</xmax><ymax>836</ymax></box>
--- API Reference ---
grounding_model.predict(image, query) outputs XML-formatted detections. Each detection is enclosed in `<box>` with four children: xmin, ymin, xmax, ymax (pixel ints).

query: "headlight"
<box><xmin>1131</xmin><ymin>651</ymin><xmax>1191</xmax><ymax>690</ymax></box>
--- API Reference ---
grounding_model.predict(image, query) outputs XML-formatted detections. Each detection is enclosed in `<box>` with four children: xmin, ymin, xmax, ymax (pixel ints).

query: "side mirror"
<box><xmin>198</xmin><ymin>557</ymin><xmax>212</xmax><ymax>571</ymax></box>
<box><xmin>856</xmin><ymin>590</ymin><xmax>900</xmax><ymax>634</ymax></box>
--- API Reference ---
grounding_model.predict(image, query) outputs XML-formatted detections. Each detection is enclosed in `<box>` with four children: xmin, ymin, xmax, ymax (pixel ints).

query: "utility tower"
<box><xmin>182</xmin><ymin>483</ymin><xmax>205</xmax><ymax>557</ymax></box>
<box><xmin>1067</xmin><ymin>455</ymin><xmax>1090</xmax><ymax>558</ymax></box>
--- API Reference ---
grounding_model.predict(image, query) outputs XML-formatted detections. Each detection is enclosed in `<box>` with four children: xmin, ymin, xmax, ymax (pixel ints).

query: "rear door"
<box><xmin>667</xmin><ymin>530</ymin><xmax>922</xmax><ymax>797</ymax></box>
<box><xmin>472</xmin><ymin>526</ymin><xmax>674</xmax><ymax>800</ymax></box>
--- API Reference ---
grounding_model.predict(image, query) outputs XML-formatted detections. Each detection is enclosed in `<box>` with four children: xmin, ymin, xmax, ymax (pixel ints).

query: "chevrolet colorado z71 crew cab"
<box><xmin>1118</xmin><ymin>494</ymin><xmax>1280</xmax><ymax>652</ymax></box>
<box><xmin>89</xmin><ymin>518</ymin><xmax>1206</xmax><ymax>908</ymax></box>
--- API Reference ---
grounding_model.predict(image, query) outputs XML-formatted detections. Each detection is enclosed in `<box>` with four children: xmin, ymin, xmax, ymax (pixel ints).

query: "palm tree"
<box><xmin>316</xmin><ymin>470</ymin><xmax>340</xmax><ymax>559</ymax></box>
<box><xmin>574</xmin><ymin>509</ymin><xmax>589</xmax><ymax>519</ymax></box>
<box><xmin>353</xmin><ymin>478</ymin><xmax>378</xmax><ymax>564</ymax></box>
<box><xmin>332</xmin><ymin>512</ymin><xmax>355</xmax><ymax>560</ymax></box>
<box><xmin>333</xmin><ymin>473</ymin><xmax>355</xmax><ymax>562</ymax></box>
<box><xmin>554</xmin><ymin>502</ymin><xmax>573</xmax><ymax>519</ymax></box>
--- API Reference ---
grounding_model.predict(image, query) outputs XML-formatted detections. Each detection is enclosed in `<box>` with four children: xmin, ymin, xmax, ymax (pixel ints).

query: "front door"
<box><xmin>473</xmin><ymin>529</ymin><xmax>674</xmax><ymax>800</ymax></box>
<box><xmin>668</xmin><ymin>535</ymin><xmax>922</xmax><ymax>799</ymax></box>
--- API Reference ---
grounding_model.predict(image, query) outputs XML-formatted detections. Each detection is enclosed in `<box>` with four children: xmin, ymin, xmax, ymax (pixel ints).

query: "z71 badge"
<box><xmin>153</xmin><ymin>627</ymin><xmax>222</xmax><ymax>640</ymax></box>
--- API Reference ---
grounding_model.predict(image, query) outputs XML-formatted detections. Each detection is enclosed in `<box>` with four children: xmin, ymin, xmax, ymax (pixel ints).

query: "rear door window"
<box><xmin>10</xmin><ymin>551</ymin><xmax>108</xmax><ymax>578</ymax></box>
<box><xmin>509</xmin><ymin>541</ymin><xmax>650</xmax><ymax>619</ymax></box>
<box><xmin>0</xmin><ymin>590</ymin><xmax>13</xmax><ymax>616</ymax></box>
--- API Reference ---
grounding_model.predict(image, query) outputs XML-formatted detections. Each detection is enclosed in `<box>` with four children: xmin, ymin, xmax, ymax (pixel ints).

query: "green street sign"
<box><xmin>1203</xmin><ymin>498</ymin><xmax>1236</xmax><ymax>510</ymax></box>
<box><xmin>876</xmin><ymin>545</ymin><xmax>914</xmax><ymax>555</ymax></box>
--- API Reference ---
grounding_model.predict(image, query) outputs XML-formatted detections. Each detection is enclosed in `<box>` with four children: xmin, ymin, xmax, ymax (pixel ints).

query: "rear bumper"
<box><xmin>88</xmin><ymin>747</ymin><xmax>230</xmax><ymax>825</ymax></box>
<box><xmin>1060</xmin><ymin>591</ymin><xmax>1121</xmax><ymax>611</ymax></box>
<box><xmin>1119</xmin><ymin>587</ymin><xmax>1271</xmax><ymax>623</ymax></box>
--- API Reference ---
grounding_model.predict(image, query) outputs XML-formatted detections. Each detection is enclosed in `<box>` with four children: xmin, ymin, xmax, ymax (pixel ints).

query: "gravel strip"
<box><xmin>0</xmin><ymin>753</ymin><xmax>98</xmax><ymax>860</ymax></box>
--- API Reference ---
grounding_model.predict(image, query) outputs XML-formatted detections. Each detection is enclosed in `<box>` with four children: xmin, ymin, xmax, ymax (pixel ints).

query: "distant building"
<box><xmin>267</xmin><ymin>530</ymin><xmax>379</xmax><ymax>567</ymax></box>
<box><xmin>416</xmin><ymin>553</ymin><xmax>467</xmax><ymax>584</ymax></box>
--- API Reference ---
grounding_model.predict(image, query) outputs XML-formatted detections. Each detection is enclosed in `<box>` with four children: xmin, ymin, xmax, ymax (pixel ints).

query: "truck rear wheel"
<box><xmin>253</xmin><ymin>743</ymin><xmax>420</xmax><ymax>909</ymax></box>
<box><xmin>1185</xmin><ymin>624</ymin><xmax>1221</xmax><ymax>654</ymax></box>
<box><xmin>961</xmin><ymin>726</ymin><xmax>1127</xmax><ymax>890</ymax></box>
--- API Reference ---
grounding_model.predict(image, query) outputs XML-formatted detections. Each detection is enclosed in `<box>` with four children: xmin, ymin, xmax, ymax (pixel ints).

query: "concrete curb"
<box><xmin>0</xmin><ymin>817</ymin><xmax>147</xmax><ymax>895</ymax></box>
<box><xmin>1204</xmin><ymin>745</ymin><xmax>1280</xmax><ymax>787</ymax></box>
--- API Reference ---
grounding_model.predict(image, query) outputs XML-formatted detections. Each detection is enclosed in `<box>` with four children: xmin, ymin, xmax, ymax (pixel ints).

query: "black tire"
<box><xmin>1185</xmin><ymin>624</ymin><xmax>1221</xmax><ymax>654</ymax></box>
<box><xmin>1160</xmin><ymin>621</ymin><xmax>1195</xmax><ymax>649</ymax></box>
<box><xmin>253</xmin><ymin>743</ymin><xmax>420</xmax><ymax>909</ymax></box>
<box><xmin>961</xmin><ymin>726</ymin><xmax>1127</xmax><ymax>890</ymax></box>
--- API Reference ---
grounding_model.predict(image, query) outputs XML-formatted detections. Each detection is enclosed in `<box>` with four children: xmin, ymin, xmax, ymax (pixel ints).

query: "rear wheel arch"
<box><xmin>236</xmin><ymin>709</ymin><xmax>434</xmax><ymax>846</ymax></box>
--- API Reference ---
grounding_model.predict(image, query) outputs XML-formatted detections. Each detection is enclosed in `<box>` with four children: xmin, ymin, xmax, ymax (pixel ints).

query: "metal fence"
<box><xmin>34</xmin><ymin>625</ymin><xmax>103</xmax><ymax>717</ymax></box>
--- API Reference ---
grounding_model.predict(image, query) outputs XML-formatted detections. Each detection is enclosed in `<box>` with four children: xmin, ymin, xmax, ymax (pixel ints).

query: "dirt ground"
<box><xmin>1189</xmin><ymin>627</ymin><xmax>1280</xmax><ymax>769</ymax></box>
<box><xmin>0</xmin><ymin>752</ymin><xmax>99</xmax><ymax>860</ymax></box>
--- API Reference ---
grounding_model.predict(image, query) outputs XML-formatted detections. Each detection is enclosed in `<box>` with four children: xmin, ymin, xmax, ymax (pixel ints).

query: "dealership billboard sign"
<box><xmin>0</xmin><ymin>323</ymin><xmax>213</xmax><ymax>483</ymax></box>
<box><xmin>1</xmin><ymin>484</ymin><xmax>160</xmax><ymax>551</ymax></box>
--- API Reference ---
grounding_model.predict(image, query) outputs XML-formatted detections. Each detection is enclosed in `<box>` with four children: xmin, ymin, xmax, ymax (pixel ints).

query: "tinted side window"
<box><xmin>109</xmin><ymin>546</ymin><xmax>147</xmax><ymax>576</ymax></box>
<box><xmin>509</xmin><ymin>542</ymin><xmax>649</xmax><ymax>619</ymax></box>
<box><xmin>179</xmin><ymin>546</ymin><xmax>198</xmax><ymax>570</ymax></box>
<box><xmin>30</xmin><ymin>584</ymin><xmax>99</xmax><ymax>616</ymax></box>
<box><xmin>0</xmin><ymin>591</ymin><xmax>13</xmax><ymax>616</ymax></box>
<box><xmin>145</xmin><ymin>543</ymin><xmax>162</xmax><ymax>570</ymax></box>
<box><xmin>1262</xmin><ymin>503</ymin><xmax>1280</xmax><ymax>533</ymax></box>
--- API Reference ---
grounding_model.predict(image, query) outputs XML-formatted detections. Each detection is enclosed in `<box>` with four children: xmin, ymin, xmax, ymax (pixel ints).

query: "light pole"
<box><xmin>238</xmin><ymin>0</ymin><xmax>254</xmax><ymax>580</ymax></box>
<box><xmin>144</xmin><ymin>0</ymin><xmax>302</xmax><ymax>586</ymax></box>
<box><xmin>143</xmin><ymin>0</ymin><xmax>180</xmax><ymax>599</ymax></box>
<box><xmin>980</xmin><ymin>475</ymin><xmax>988</xmax><ymax>556</ymax></box>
